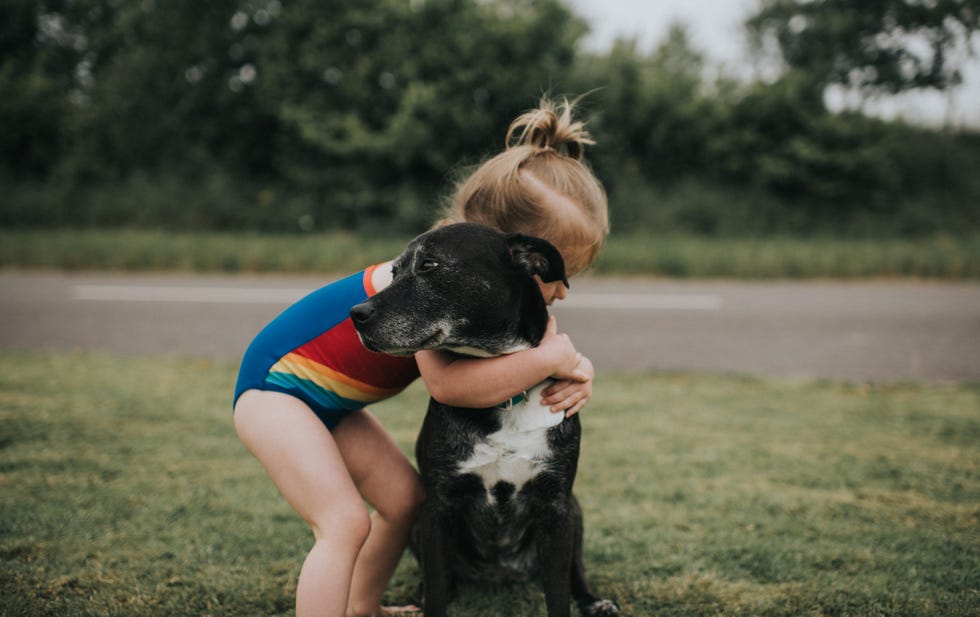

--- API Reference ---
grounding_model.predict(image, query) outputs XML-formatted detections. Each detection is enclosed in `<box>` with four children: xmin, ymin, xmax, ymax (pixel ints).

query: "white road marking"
<box><xmin>563</xmin><ymin>293</ymin><xmax>722</xmax><ymax>310</ymax></box>
<box><xmin>73</xmin><ymin>285</ymin><xmax>722</xmax><ymax>310</ymax></box>
<box><xmin>73</xmin><ymin>285</ymin><xmax>309</xmax><ymax>304</ymax></box>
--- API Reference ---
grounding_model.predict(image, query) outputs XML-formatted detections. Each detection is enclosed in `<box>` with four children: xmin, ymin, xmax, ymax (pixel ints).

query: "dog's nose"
<box><xmin>349</xmin><ymin>302</ymin><xmax>375</xmax><ymax>325</ymax></box>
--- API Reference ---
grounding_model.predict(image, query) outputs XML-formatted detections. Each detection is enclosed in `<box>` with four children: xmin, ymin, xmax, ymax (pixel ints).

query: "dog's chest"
<box><xmin>456</xmin><ymin>383</ymin><xmax>562</xmax><ymax>495</ymax></box>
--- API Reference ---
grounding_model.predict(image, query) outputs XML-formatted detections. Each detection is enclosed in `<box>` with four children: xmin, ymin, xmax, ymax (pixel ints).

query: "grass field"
<box><xmin>1</xmin><ymin>351</ymin><xmax>977</xmax><ymax>616</ymax></box>
<box><xmin>2</xmin><ymin>229</ymin><xmax>979</xmax><ymax>279</ymax></box>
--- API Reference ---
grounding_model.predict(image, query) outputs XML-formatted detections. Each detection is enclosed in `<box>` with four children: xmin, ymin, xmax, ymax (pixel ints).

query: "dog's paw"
<box><xmin>583</xmin><ymin>598</ymin><xmax>621</xmax><ymax>617</ymax></box>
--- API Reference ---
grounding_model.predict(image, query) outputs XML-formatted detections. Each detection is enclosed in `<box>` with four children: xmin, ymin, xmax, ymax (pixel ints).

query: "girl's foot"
<box><xmin>377</xmin><ymin>606</ymin><xmax>423</xmax><ymax>616</ymax></box>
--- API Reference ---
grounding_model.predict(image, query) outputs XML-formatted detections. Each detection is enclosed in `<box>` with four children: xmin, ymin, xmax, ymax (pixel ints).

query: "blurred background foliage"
<box><xmin>2</xmin><ymin>0</ymin><xmax>979</xmax><ymax>237</ymax></box>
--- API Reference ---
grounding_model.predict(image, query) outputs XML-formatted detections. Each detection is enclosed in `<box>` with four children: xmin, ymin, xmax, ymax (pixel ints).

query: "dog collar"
<box><xmin>496</xmin><ymin>390</ymin><xmax>529</xmax><ymax>411</ymax></box>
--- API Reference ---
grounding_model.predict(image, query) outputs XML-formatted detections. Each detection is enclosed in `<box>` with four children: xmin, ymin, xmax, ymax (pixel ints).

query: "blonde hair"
<box><xmin>438</xmin><ymin>97</ymin><xmax>609</xmax><ymax>276</ymax></box>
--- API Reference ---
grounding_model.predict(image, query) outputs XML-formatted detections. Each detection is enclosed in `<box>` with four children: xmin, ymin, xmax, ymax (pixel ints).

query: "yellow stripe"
<box><xmin>270</xmin><ymin>353</ymin><xmax>403</xmax><ymax>402</ymax></box>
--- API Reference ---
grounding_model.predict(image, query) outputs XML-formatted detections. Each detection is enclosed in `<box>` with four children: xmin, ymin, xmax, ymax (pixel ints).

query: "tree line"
<box><xmin>2</xmin><ymin>0</ymin><xmax>979</xmax><ymax>236</ymax></box>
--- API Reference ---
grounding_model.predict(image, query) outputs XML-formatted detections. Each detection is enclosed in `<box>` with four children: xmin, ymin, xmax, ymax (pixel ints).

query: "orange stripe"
<box><xmin>363</xmin><ymin>264</ymin><xmax>378</xmax><ymax>297</ymax></box>
<box><xmin>270</xmin><ymin>352</ymin><xmax>403</xmax><ymax>401</ymax></box>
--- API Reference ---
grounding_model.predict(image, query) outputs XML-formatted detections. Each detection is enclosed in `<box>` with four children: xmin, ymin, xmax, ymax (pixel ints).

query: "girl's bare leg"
<box><xmin>234</xmin><ymin>390</ymin><xmax>371</xmax><ymax>617</ymax></box>
<box><xmin>334</xmin><ymin>409</ymin><xmax>425</xmax><ymax>616</ymax></box>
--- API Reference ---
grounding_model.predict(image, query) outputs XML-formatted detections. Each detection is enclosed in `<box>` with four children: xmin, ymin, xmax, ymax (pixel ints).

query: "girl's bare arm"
<box><xmin>416</xmin><ymin>316</ymin><xmax>585</xmax><ymax>409</ymax></box>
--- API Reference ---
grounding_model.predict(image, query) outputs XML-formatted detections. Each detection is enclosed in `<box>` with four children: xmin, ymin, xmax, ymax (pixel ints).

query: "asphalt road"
<box><xmin>1</xmin><ymin>271</ymin><xmax>978</xmax><ymax>382</ymax></box>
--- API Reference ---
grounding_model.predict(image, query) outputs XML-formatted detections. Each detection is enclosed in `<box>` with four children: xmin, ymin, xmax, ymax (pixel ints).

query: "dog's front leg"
<box><xmin>419</xmin><ymin>501</ymin><xmax>453</xmax><ymax>617</ymax></box>
<box><xmin>534</xmin><ymin>501</ymin><xmax>576</xmax><ymax>617</ymax></box>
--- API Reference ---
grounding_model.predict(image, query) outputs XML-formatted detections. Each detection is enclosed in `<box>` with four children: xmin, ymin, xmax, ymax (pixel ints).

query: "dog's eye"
<box><xmin>418</xmin><ymin>259</ymin><xmax>439</xmax><ymax>273</ymax></box>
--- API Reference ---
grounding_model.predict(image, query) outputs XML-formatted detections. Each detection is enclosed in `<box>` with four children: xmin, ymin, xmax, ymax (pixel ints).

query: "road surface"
<box><xmin>1</xmin><ymin>271</ymin><xmax>978</xmax><ymax>382</ymax></box>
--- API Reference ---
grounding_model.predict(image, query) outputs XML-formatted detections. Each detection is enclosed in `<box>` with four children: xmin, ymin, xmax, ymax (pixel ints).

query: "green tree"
<box><xmin>572</xmin><ymin>23</ymin><xmax>715</xmax><ymax>183</ymax></box>
<box><xmin>747</xmin><ymin>0</ymin><xmax>980</xmax><ymax>94</ymax></box>
<box><xmin>2</xmin><ymin>0</ymin><xmax>586</xmax><ymax>230</ymax></box>
<box><xmin>709</xmin><ymin>75</ymin><xmax>897</xmax><ymax>213</ymax></box>
<box><xmin>256</xmin><ymin>0</ymin><xmax>586</xmax><ymax>229</ymax></box>
<box><xmin>0</xmin><ymin>0</ymin><xmax>77</xmax><ymax>175</ymax></box>
<box><xmin>54</xmin><ymin>0</ymin><xmax>271</xmax><ymax>176</ymax></box>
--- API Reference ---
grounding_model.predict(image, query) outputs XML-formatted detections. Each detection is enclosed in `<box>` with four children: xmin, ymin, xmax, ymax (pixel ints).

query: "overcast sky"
<box><xmin>565</xmin><ymin>0</ymin><xmax>980</xmax><ymax>128</ymax></box>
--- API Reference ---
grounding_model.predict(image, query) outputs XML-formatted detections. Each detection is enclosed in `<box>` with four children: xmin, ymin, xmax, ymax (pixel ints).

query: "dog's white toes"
<box><xmin>584</xmin><ymin>599</ymin><xmax>621</xmax><ymax>617</ymax></box>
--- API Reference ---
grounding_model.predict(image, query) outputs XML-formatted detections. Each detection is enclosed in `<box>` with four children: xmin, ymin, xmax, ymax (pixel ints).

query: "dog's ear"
<box><xmin>506</xmin><ymin>233</ymin><xmax>569</xmax><ymax>288</ymax></box>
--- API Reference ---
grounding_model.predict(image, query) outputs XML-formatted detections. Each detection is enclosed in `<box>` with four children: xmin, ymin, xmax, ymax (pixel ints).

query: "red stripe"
<box><xmin>293</xmin><ymin>318</ymin><xmax>419</xmax><ymax>389</ymax></box>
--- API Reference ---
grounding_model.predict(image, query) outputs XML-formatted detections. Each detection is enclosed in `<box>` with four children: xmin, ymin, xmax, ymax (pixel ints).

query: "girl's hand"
<box><xmin>542</xmin><ymin>354</ymin><xmax>594</xmax><ymax>418</ymax></box>
<box><xmin>537</xmin><ymin>315</ymin><xmax>582</xmax><ymax>380</ymax></box>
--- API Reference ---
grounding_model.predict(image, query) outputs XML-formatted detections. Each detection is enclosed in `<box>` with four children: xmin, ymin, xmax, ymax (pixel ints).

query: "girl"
<box><xmin>233</xmin><ymin>97</ymin><xmax>609</xmax><ymax>617</ymax></box>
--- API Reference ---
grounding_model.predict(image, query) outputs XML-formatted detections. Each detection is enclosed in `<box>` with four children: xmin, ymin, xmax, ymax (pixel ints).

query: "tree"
<box><xmin>747</xmin><ymin>0</ymin><xmax>980</xmax><ymax>95</ymax></box>
<box><xmin>571</xmin><ymin>23</ymin><xmax>716</xmax><ymax>184</ymax></box>
<box><xmin>1</xmin><ymin>0</ymin><xmax>586</xmax><ymax>230</ymax></box>
<box><xmin>0</xmin><ymin>0</ymin><xmax>78</xmax><ymax>175</ymax></box>
<box><xmin>255</xmin><ymin>0</ymin><xmax>586</xmax><ymax>229</ymax></box>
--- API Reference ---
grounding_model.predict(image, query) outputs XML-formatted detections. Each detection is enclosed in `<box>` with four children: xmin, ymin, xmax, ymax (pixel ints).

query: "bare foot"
<box><xmin>377</xmin><ymin>605</ymin><xmax>423</xmax><ymax>617</ymax></box>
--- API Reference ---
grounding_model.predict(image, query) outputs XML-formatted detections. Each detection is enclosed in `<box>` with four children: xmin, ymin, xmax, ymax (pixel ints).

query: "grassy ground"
<box><xmin>2</xmin><ymin>228</ymin><xmax>979</xmax><ymax>278</ymax></box>
<box><xmin>1</xmin><ymin>351</ymin><xmax>977</xmax><ymax>616</ymax></box>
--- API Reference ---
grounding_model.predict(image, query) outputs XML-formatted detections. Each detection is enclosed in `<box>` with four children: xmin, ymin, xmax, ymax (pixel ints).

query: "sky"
<box><xmin>565</xmin><ymin>0</ymin><xmax>980</xmax><ymax>128</ymax></box>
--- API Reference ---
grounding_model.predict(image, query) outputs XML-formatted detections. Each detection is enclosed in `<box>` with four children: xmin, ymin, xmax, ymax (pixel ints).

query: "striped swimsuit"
<box><xmin>233</xmin><ymin>264</ymin><xmax>420</xmax><ymax>429</ymax></box>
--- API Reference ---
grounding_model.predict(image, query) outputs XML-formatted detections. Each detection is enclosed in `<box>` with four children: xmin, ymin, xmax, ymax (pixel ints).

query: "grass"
<box><xmin>599</xmin><ymin>233</ymin><xmax>980</xmax><ymax>279</ymax></box>
<box><xmin>2</xmin><ymin>228</ymin><xmax>979</xmax><ymax>278</ymax></box>
<box><xmin>1</xmin><ymin>351</ymin><xmax>977</xmax><ymax>616</ymax></box>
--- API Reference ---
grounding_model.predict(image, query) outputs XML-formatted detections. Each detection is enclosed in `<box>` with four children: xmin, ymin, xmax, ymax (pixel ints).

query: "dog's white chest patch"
<box><xmin>456</xmin><ymin>382</ymin><xmax>563</xmax><ymax>494</ymax></box>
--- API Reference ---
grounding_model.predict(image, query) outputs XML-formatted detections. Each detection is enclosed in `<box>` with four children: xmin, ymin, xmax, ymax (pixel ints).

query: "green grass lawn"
<box><xmin>2</xmin><ymin>229</ymin><xmax>979</xmax><ymax>279</ymax></box>
<box><xmin>1</xmin><ymin>351</ymin><xmax>977</xmax><ymax>616</ymax></box>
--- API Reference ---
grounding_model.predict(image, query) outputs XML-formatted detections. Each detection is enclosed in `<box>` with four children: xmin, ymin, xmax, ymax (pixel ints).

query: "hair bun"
<box><xmin>505</xmin><ymin>97</ymin><xmax>594</xmax><ymax>160</ymax></box>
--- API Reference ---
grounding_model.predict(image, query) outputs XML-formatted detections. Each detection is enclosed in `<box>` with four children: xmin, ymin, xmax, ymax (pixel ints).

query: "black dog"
<box><xmin>350</xmin><ymin>223</ymin><xmax>619</xmax><ymax>617</ymax></box>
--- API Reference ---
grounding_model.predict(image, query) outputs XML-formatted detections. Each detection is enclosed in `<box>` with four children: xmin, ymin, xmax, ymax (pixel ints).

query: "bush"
<box><xmin>2</xmin><ymin>2</ymin><xmax>979</xmax><ymax>237</ymax></box>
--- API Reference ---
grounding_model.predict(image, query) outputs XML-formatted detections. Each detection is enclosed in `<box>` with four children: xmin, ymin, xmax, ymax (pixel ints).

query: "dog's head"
<box><xmin>350</xmin><ymin>222</ymin><xmax>568</xmax><ymax>357</ymax></box>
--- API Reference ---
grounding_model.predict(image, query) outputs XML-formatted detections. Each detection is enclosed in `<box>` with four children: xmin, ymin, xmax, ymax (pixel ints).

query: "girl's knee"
<box><xmin>405</xmin><ymin>474</ymin><xmax>425</xmax><ymax>513</ymax></box>
<box><xmin>382</xmin><ymin>473</ymin><xmax>425</xmax><ymax>525</ymax></box>
<box><xmin>311</xmin><ymin>501</ymin><xmax>372</xmax><ymax>547</ymax></box>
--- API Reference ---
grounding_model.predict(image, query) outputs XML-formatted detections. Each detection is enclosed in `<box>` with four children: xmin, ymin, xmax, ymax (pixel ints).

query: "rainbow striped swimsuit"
<box><xmin>234</xmin><ymin>264</ymin><xmax>420</xmax><ymax>429</ymax></box>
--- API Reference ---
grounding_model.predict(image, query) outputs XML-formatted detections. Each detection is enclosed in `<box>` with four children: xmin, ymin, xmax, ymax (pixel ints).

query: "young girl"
<box><xmin>233</xmin><ymin>97</ymin><xmax>609</xmax><ymax>617</ymax></box>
